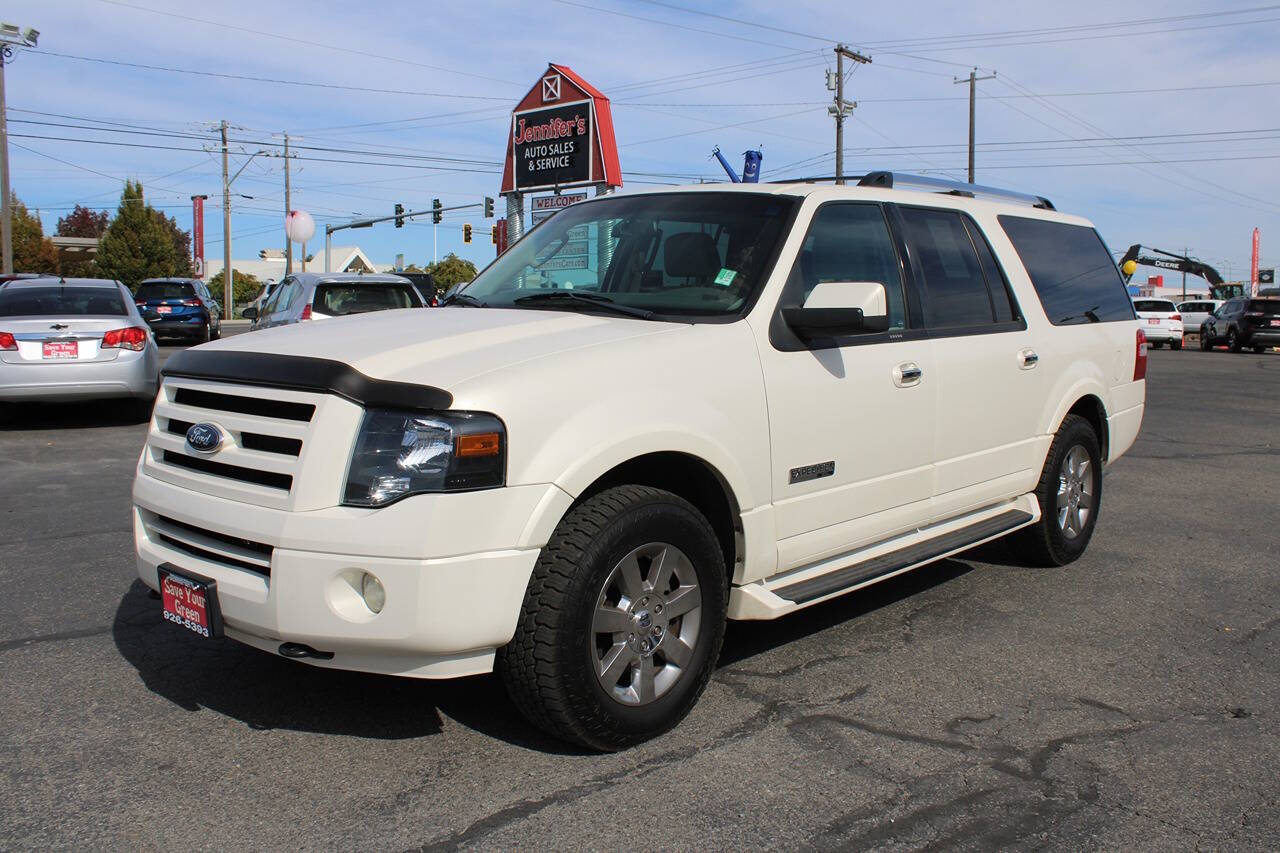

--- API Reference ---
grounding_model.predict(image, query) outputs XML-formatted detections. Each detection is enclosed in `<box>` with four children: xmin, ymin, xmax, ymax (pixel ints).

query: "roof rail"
<box><xmin>769</xmin><ymin>171</ymin><xmax>1055</xmax><ymax>210</ymax></box>
<box><xmin>858</xmin><ymin>171</ymin><xmax>1055</xmax><ymax>210</ymax></box>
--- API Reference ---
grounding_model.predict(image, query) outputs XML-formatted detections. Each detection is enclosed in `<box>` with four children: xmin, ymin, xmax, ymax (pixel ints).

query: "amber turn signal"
<box><xmin>456</xmin><ymin>432</ymin><xmax>501</xmax><ymax>457</ymax></box>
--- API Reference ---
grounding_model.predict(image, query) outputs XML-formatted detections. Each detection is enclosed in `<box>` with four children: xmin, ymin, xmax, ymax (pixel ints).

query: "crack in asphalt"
<box><xmin>0</xmin><ymin>625</ymin><xmax>114</xmax><ymax>652</ymax></box>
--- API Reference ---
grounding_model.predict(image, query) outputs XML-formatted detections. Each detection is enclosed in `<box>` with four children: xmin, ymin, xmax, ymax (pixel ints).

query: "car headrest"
<box><xmin>663</xmin><ymin>232</ymin><xmax>721</xmax><ymax>279</ymax></box>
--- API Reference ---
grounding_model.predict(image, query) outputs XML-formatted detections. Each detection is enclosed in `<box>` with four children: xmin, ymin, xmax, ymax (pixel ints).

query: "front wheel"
<box><xmin>1007</xmin><ymin>414</ymin><xmax>1103</xmax><ymax>567</ymax></box>
<box><xmin>498</xmin><ymin>485</ymin><xmax>727</xmax><ymax>751</ymax></box>
<box><xmin>1228</xmin><ymin>328</ymin><xmax>1242</xmax><ymax>353</ymax></box>
<box><xmin>1200</xmin><ymin>331</ymin><xmax>1213</xmax><ymax>351</ymax></box>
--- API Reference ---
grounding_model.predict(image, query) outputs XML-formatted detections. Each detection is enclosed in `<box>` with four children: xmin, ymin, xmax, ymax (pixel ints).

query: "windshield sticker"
<box><xmin>714</xmin><ymin>268</ymin><xmax>737</xmax><ymax>286</ymax></box>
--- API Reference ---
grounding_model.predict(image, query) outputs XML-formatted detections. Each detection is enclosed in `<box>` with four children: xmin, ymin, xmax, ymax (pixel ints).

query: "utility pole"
<box><xmin>0</xmin><ymin>24</ymin><xmax>39</xmax><ymax>274</ymax></box>
<box><xmin>829</xmin><ymin>44</ymin><xmax>871</xmax><ymax>185</ymax></box>
<box><xmin>953</xmin><ymin>68</ymin><xmax>996</xmax><ymax>184</ymax></box>
<box><xmin>220</xmin><ymin>120</ymin><xmax>233</xmax><ymax>321</ymax></box>
<box><xmin>283</xmin><ymin>132</ymin><xmax>292</xmax><ymax>275</ymax></box>
<box><xmin>1182</xmin><ymin>245</ymin><xmax>1188</xmax><ymax>301</ymax></box>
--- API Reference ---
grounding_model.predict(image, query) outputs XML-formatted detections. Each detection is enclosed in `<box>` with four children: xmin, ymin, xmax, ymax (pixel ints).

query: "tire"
<box><xmin>498</xmin><ymin>485</ymin><xmax>728</xmax><ymax>751</ymax></box>
<box><xmin>1150</xmin><ymin>341</ymin><xmax>1163</xmax><ymax>349</ymax></box>
<box><xmin>1200</xmin><ymin>331</ymin><xmax>1212</xmax><ymax>351</ymax></box>
<box><xmin>1007</xmin><ymin>414</ymin><xmax>1103</xmax><ymax>567</ymax></box>
<box><xmin>198</xmin><ymin>321</ymin><xmax>211</xmax><ymax>344</ymax></box>
<box><xmin>1228</xmin><ymin>328</ymin><xmax>1242</xmax><ymax>353</ymax></box>
<box><xmin>1170</xmin><ymin>339</ymin><xmax>1183</xmax><ymax>351</ymax></box>
<box><xmin>1255</xmin><ymin>346</ymin><xmax>1267</xmax><ymax>354</ymax></box>
<box><xmin>210</xmin><ymin>322</ymin><xmax>221</xmax><ymax>341</ymax></box>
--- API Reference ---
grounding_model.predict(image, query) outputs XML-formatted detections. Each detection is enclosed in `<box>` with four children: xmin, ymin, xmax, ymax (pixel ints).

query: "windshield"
<box><xmin>136</xmin><ymin>282</ymin><xmax>196</xmax><ymax>300</ymax></box>
<box><xmin>314</xmin><ymin>283</ymin><xmax>421</xmax><ymax>315</ymax></box>
<box><xmin>0</xmin><ymin>285</ymin><xmax>127</xmax><ymax>316</ymax></box>
<box><xmin>458</xmin><ymin>192</ymin><xmax>797</xmax><ymax>319</ymax></box>
<box><xmin>1133</xmin><ymin>300</ymin><xmax>1176</xmax><ymax>312</ymax></box>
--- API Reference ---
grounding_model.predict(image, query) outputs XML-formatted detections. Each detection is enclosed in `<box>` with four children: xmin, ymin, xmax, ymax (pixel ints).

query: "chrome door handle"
<box><xmin>1019</xmin><ymin>348</ymin><xmax>1039</xmax><ymax>369</ymax></box>
<box><xmin>895</xmin><ymin>362</ymin><xmax>923</xmax><ymax>386</ymax></box>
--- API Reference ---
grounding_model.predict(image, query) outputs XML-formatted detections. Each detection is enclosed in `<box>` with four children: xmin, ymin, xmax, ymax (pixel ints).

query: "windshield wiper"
<box><xmin>512</xmin><ymin>291</ymin><xmax>655</xmax><ymax>320</ymax></box>
<box><xmin>441</xmin><ymin>292</ymin><xmax>486</xmax><ymax>307</ymax></box>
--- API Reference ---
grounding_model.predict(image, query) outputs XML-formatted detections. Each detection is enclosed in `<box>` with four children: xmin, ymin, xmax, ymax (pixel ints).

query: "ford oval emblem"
<box><xmin>185</xmin><ymin>422</ymin><xmax>223</xmax><ymax>454</ymax></box>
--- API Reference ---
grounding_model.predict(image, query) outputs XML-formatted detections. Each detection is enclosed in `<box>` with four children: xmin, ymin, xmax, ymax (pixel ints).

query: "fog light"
<box><xmin>360</xmin><ymin>572</ymin><xmax>385</xmax><ymax>614</ymax></box>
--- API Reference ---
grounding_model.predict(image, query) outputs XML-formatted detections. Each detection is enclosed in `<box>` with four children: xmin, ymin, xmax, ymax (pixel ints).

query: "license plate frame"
<box><xmin>157</xmin><ymin>305</ymin><xmax>172</xmax><ymax>314</ymax></box>
<box><xmin>42</xmin><ymin>340</ymin><xmax>78</xmax><ymax>359</ymax></box>
<box><xmin>1270</xmin><ymin>319</ymin><xmax>1280</xmax><ymax>327</ymax></box>
<box><xmin>158</xmin><ymin>564</ymin><xmax>223</xmax><ymax>639</ymax></box>
<box><xmin>1146</xmin><ymin>318</ymin><xmax>1160</xmax><ymax>325</ymax></box>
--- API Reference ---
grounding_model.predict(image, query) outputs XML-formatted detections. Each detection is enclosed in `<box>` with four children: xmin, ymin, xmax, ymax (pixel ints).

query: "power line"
<box><xmin>29</xmin><ymin>50</ymin><xmax>514</xmax><ymax>101</ymax></box>
<box><xmin>94</xmin><ymin>0</ymin><xmax>519</xmax><ymax>86</ymax></box>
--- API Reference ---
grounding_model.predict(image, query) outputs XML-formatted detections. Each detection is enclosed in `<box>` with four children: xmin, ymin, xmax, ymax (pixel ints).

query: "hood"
<box><xmin>199</xmin><ymin>306</ymin><xmax>681</xmax><ymax>389</ymax></box>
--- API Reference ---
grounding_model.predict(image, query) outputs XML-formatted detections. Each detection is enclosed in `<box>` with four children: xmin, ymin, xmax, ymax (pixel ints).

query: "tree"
<box><xmin>152</xmin><ymin>208</ymin><xmax>194</xmax><ymax>277</ymax></box>
<box><xmin>95</xmin><ymin>181</ymin><xmax>184</xmax><ymax>289</ymax></box>
<box><xmin>9</xmin><ymin>193</ymin><xmax>59</xmax><ymax>273</ymax></box>
<box><xmin>55</xmin><ymin>205</ymin><xmax>110</xmax><ymax>238</ymax></box>
<box><xmin>423</xmin><ymin>253</ymin><xmax>478</xmax><ymax>297</ymax></box>
<box><xmin>207</xmin><ymin>268</ymin><xmax>262</xmax><ymax>307</ymax></box>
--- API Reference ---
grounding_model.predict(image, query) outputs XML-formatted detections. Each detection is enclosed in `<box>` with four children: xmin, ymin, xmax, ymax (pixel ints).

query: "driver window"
<box><xmin>785</xmin><ymin>203</ymin><xmax>906</xmax><ymax>330</ymax></box>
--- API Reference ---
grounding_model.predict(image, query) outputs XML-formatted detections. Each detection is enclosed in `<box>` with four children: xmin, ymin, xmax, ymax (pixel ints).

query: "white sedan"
<box><xmin>1177</xmin><ymin>299</ymin><xmax>1222</xmax><ymax>337</ymax></box>
<box><xmin>1133</xmin><ymin>298</ymin><xmax>1184</xmax><ymax>349</ymax></box>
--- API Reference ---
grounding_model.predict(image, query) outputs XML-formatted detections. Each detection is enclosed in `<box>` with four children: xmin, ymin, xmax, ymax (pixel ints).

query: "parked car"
<box><xmin>134</xmin><ymin>176</ymin><xmax>1145</xmax><ymax>750</ymax></box>
<box><xmin>1200</xmin><ymin>296</ymin><xmax>1280</xmax><ymax>353</ymax></box>
<box><xmin>1176</xmin><ymin>299</ymin><xmax>1221</xmax><ymax>335</ymax></box>
<box><xmin>0</xmin><ymin>276</ymin><xmax>159</xmax><ymax>418</ymax></box>
<box><xmin>244</xmin><ymin>272</ymin><xmax>426</xmax><ymax>329</ymax></box>
<box><xmin>394</xmin><ymin>271</ymin><xmax>438</xmax><ymax>305</ymax></box>
<box><xmin>1132</xmin><ymin>298</ymin><xmax>1183</xmax><ymax>349</ymax></box>
<box><xmin>134</xmin><ymin>278</ymin><xmax>221</xmax><ymax>343</ymax></box>
<box><xmin>243</xmin><ymin>279</ymin><xmax>281</xmax><ymax>319</ymax></box>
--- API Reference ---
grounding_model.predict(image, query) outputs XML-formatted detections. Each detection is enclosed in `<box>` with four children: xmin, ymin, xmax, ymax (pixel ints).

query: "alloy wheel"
<box><xmin>1056</xmin><ymin>445</ymin><xmax>1094</xmax><ymax>540</ymax></box>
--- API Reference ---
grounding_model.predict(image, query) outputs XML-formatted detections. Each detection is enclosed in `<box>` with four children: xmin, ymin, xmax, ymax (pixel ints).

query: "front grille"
<box><xmin>166</xmin><ymin>417</ymin><xmax>303</xmax><ymax>457</ymax></box>
<box><xmin>162</xmin><ymin>450</ymin><xmax>293</xmax><ymax>491</ymax></box>
<box><xmin>173</xmin><ymin>387</ymin><xmax>315</xmax><ymax>422</ymax></box>
<box><xmin>145</xmin><ymin>512</ymin><xmax>272</xmax><ymax>577</ymax></box>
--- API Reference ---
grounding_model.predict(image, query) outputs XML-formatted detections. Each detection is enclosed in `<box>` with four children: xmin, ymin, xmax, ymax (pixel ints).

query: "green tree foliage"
<box><xmin>423</xmin><ymin>253</ymin><xmax>478</xmax><ymax>296</ymax></box>
<box><xmin>55</xmin><ymin>205</ymin><xmax>110</xmax><ymax>238</ymax></box>
<box><xmin>207</xmin><ymin>268</ymin><xmax>262</xmax><ymax>306</ymax></box>
<box><xmin>10</xmin><ymin>194</ymin><xmax>59</xmax><ymax>274</ymax></box>
<box><xmin>95</xmin><ymin>181</ymin><xmax>190</xmax><ymax>289</ymax></box>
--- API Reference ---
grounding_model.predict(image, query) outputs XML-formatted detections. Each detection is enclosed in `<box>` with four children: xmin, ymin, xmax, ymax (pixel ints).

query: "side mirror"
<box><xmin>241</xmin><ymin>306</ymin><xmax>258</xmax><ymax>320</ymax></box>
<box><xmin>142</xmin><ymin>309</ymin><xmax>161</xmax><ymax>322</ymax></box>
<box><xmin>782</xmin><ymin>281</ymin><xmax>890</xmax><ymax>339</ymax></box>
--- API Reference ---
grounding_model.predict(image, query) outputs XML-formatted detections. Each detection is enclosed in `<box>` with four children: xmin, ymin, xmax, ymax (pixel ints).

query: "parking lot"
<box><xmin>1</xmin><ymin>344</ymin><xmax>1276</xmax><ymax>850</ymax></box>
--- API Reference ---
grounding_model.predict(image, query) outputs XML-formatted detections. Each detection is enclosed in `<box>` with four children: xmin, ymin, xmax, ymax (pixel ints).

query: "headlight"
<box><xmin>342</xmin><ymin>409</ymin><xmax>505</xmax><ymax>507</ymax></box>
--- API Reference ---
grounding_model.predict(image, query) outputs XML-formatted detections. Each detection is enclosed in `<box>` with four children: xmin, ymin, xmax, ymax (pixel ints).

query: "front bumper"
<box><xmin>133</xmin><ymin>469</ymin><xmax>569</xmax><ymax>678</ymax></box>
<box><xmin>0</xmin><ymin>347</ymin><xmax>158</xmax><ymax>402</ymax></box>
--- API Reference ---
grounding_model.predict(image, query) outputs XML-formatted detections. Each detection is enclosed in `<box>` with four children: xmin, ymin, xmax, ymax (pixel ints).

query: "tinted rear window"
<box><xmin>0</xmin><ymin>286</ymin><xmax>127</xmax><ymax>316</ymax></box>
<box><xmin>998</xmin><ymin>216</ymin><xmax>1135</xmax><ymax>324</ymax></box>
<box><xmin>1133</xmin><ymin>300</ymin><xmax>1176</xmax><ymax>312</ymax></box>
<box><xmin>1247</xmin><ymin>299</ymin><xmax>1280</xmax><ymax>316</ymax></box>
<box><xmin>135</xmin><ymin>282</ymin><xmax>196</xmax><ymax>300</ymax></box>
<box><xmin>314</xmin><ymin>283</ymin><xmax>421</xmax><ymax>315</ymax></box>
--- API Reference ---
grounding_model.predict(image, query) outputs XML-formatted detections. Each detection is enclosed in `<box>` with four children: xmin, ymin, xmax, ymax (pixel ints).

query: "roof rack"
<box><xmin>770</xmin><ymin>170</ymin><xmax>1055</xmax><ymax>210</ymax></box>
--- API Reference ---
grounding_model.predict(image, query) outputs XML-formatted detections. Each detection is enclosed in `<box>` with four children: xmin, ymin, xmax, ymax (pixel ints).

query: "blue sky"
<box><xmin>8</xmin><ymin>0</ymin><xmax>1280</xmax><ymax>283</ymax></box>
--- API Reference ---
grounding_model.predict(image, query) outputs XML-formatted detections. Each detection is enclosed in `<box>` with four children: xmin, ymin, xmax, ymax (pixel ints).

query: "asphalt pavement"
<box><xmin>1</xmin><ymin>342</ymin><xmax>1276</xmax><ymax>850</ymax></box>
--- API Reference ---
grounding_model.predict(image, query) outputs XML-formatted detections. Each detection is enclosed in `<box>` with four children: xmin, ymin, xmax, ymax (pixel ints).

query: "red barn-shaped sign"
<box><xmin>500</xmin><ymin>64</ymin><xmax>622</xmax><ymax>194</ymax></box>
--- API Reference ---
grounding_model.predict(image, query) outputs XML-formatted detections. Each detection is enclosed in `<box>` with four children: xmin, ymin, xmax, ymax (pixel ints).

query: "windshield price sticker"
<box><xmin>714</xmin><ymin>268</ymin><xmax>738</xmax><ymax>286</ymax></box>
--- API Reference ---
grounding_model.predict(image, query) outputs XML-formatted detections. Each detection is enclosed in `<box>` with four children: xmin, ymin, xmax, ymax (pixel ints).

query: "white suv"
<box><xmin>134</xmin><ymin>173</ymin><xmax>1146</xmax><ymax>750</ymax></box>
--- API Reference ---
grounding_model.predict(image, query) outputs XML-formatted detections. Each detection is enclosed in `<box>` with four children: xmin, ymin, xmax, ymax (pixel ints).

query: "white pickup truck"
<box><xmin>134</xmin><ymin>174</ymin><xmax>1145</xmax><ymax>750</ymax></box>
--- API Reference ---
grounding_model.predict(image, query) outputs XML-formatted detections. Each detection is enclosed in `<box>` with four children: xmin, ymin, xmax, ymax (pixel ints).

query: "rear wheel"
<box><xmin>1255</xmin><ymin>346</ymin><xmax>1267</xmax><ymax>354</ymax></box>
<box><xmin>498</xmin><ymin>485</ymin><xmax>727</xmax><ymax>751</ymax></box>
<box><xmin>1228</xmin><ymin>328</ymin><xmax>1242</xmax><ymax>352</ymax></box>
<box><xmin>210</xmin><ymin>321</ymin><xmax>221</xmax><ymax>340</ymax></box>
<box><xmin>1170</xmin><ymin>338</ymin><xmax>1183</xmax><ymax>351</ymax></box>
<box><xmin>197</xmin><ymin>321</ymin><xmax>211</xmax><ymax>344</ymax></box>
<box><xmin>1007</xmin><ymin>414</ymin><xmax>1102</xmax><ymax>567</ymax></box>
<box><xmin>1151</xmin><ymin>341</ymin><xmax>1163</xmax><ymax>349</ymax></box>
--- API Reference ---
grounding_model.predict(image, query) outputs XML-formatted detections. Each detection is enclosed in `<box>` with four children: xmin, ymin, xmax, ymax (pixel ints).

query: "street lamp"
<box><xmin>0</xmin><ymin>22</ymin><xmax>38</xmax><ymax>275</ymax></box>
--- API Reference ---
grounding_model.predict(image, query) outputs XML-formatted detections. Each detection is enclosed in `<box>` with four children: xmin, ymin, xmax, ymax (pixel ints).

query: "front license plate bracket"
<box><xmin>158</xmin><ymin>564</ymin><xmax>223</xmax><ymax>639</ymax></box>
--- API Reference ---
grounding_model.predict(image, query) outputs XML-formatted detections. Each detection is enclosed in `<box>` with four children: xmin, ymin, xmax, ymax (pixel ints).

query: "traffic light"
<box><xmin>463</xmin><ymin>224</ymin><xmax>472</xmax><ymax>244</ymax></box>
<box><xmin>431</xmin><ymin>198</ymin><xmax>442</xmax><ymax>224</ymax></box>
<box><xmin>484</xmin><ymin>196</ymin><xmax>494</xmax><ymax>218</ymax></box>
<box><xmin>491</xmin><ymin>225</ymin><xmax>498</xmax><ymax>245</ymax></box>
<box><xmin>394</xmin><ymin>203</ymin><xmax>404</xmax><ymax>228</ymax></box>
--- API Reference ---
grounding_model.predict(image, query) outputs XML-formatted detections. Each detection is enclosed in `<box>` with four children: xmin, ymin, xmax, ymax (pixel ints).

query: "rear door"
<box><xmin>893</xmin><ymin>204</ymin><xmax>1044</xmax><ymax>521</ymax></box>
